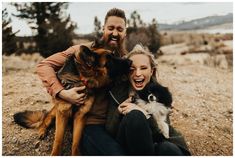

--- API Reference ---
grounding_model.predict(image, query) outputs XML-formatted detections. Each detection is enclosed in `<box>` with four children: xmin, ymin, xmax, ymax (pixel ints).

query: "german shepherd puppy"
<box><xmin>14</xmin><ymin>44</ymin><xmax>132</xmax><ymax>156</ymax></box>
<box><xmin>130</xmin><ymin>81</ymin><xmax>172</xmax><ymax>139</ymax></box>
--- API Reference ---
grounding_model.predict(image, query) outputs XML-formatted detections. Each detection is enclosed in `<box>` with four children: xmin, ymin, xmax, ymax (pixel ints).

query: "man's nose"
<box><xmin>112</xmin><ymin>29</ymin><xmax>118</xmax><ymax>36</ymax></box>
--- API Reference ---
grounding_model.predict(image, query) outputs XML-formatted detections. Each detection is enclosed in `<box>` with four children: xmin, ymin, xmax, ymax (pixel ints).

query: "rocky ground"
<box><xmin>2</xmin><ymin>50</ymin><xmax>233</xmax><ymax>156</ymax></box>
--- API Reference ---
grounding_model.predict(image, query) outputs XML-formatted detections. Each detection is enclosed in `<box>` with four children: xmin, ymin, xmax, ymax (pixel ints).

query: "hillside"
<box><xmin>159</xmin><ymin>13</ymin><xmax>233</xmax><ymax>31</ymax></box>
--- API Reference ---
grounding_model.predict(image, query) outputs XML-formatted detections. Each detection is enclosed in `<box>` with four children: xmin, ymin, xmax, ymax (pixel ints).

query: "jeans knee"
<box><xmin>122</xmin><ymin>110</ymin><xmax>147</xmax><ymax>130</ymax></box>
<box><xmin>155</xmin><ymin>141</ymin><xmax>184</xmax><ymax>156</ymax></box>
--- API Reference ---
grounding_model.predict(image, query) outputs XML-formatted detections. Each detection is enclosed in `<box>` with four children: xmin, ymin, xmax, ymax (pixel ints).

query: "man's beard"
<box><xmin>102</xmin><ymin>34</ymin><xmax>126</xmax><ymax>57</ymax></box>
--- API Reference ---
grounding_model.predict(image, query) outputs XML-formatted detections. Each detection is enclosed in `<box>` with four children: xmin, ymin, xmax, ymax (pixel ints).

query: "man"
<box><xmin>37</xmin><ymin>8</ymin><xmax>127</xmax><ymax>155</ymax></box>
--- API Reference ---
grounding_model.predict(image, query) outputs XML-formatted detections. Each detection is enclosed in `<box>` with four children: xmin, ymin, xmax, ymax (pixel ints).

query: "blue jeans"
<box><xmin>80</xmin><ymin>111</ymin><xmax>185</xmax><ymax>156</ymax></box>
<box><xmin>80</xmin><ymin>124</ymin><xmax>125</xmax><ymax>155</ymax></box>
<box><xmin>116</xmin><ymin>110</ymin><xmax>185</xmax><ymax>156</ymax></box>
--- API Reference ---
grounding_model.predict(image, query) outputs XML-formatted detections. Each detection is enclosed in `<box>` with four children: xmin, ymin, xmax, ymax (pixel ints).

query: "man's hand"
<box><xmin>58</xmin><ymin>86</ymin><xmax>86</xmax><ymax>106</ymax></box>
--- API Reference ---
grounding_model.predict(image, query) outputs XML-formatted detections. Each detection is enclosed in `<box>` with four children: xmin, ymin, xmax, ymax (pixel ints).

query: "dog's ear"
<box><xmin>91</xmin><ymin>38</ymin><xmax>105</xmax><ymax>48</ymax></box>
<box><xmin>80</xmin><ymin>45</ymin><xmax>92</xmax><ymax>54</ymax></box>
<box><xmin>79</xmin><ymin>45</ymin><xmax>97</xmax><ymax>66</ymax></box>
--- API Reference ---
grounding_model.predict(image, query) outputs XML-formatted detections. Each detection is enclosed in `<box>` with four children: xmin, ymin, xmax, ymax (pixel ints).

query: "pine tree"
<box><xmin>13</xmin><ymin>2</ymin><xmax>77</xmax><ymax>57</ymax></box>
<box><xmin>94</xmin><ymin>16</ymin><xmax>102</xmax><ymax>38</ymax></box>
<box><xmin>2</xmin><ymin>8</ymin><xmax>18</xmax><ymax>55</ymax></box>
<box><xmin>148</xmin><ymin>18</ymin><xmax>161</xmax><ymax>55</ymax></box>
<box><xmin>126</xmin><ymin>11</ymin><xmax>161</xmax><ymax>54</ymax></box>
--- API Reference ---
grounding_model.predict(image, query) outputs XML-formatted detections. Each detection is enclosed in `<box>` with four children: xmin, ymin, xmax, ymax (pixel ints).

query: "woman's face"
<box><xmin>129</xmin><ymin>54</ymin><xmax>153</xmax><ymax>91</ymax></box>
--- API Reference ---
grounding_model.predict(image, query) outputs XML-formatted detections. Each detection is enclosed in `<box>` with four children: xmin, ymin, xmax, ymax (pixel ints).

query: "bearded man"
<box><xmin>37</xmin><ymin>8</ymin><xmax>127</xmax><ymax>155</ymax></box>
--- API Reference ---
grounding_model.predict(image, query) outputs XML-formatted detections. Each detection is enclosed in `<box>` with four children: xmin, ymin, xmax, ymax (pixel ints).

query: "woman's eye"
<box><xmin>141</xmin><ymin>67</ymin><xmax>147</xmax><ymax>70</ymax></box>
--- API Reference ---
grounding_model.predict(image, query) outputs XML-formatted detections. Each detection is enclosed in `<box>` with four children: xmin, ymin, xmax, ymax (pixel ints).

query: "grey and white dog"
<box><xmin>130</xmin><ymin>81</ymin><xmax>172</xmax><ymax>139</ymax></box>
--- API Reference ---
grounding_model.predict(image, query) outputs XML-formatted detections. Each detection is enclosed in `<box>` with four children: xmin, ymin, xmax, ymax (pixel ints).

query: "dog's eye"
<box><xmin>87</xmin><ymin>62</ymin><xmax>92</xmax><ymax>67</ymax></box>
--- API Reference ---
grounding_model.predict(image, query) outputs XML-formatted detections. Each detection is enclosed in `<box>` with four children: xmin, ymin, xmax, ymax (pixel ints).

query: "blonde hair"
<box><xmin>126</xmin><ymin>44</ymin><xmax>158</xmax><ymax>80</ymax></box>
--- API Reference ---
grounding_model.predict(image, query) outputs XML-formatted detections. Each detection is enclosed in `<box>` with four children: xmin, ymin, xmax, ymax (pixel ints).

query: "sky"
<box><xmin>2</xmin><ymin>2</ymin><xmax>233</xmax><ymax>36</ymax></box>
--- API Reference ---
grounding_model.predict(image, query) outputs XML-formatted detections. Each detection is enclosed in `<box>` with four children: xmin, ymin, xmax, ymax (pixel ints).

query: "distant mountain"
<box><xmin>158</xmin><ymin>13</ymin><xmax>233</xmax><ymax>31</ymax></box>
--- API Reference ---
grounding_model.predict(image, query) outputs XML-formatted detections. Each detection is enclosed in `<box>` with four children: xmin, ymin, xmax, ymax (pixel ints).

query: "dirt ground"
<box><xmin>2</xmin><ymin>51</ymin><xmax>233</xmax><ymax>156</ymax></box>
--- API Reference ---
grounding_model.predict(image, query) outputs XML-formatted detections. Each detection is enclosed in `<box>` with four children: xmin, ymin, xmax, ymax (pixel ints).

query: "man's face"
<box><xmin>103</xmin><ymin>16</ymin><xmax>126</xmax><ymax>50</ymax></box>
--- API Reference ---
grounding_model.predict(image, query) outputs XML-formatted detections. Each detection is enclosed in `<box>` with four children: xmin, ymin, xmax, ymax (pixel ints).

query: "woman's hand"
<box><xmin>118</xmin><ymin>97</ymin><xmax>151</xmax><ymax>119</ymax></box>
<box><xmin>58</xmin><ymin>86</ymin><xmax>86</xmax><ymax>106</ymax></box>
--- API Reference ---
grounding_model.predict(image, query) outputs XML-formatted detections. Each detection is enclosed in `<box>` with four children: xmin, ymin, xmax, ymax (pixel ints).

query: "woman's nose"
<box><xmin>135</xmin><ymin>69</ymin><xmax>141</xmax><ymax>76</ymax></box>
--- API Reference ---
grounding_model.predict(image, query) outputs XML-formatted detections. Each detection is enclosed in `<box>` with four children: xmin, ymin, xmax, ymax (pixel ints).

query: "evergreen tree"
<box><xmin>147</xmin><ymin>18</ymin><xmax>161</xmax><ymax>55</ymax></box>
<box><xmin>2</xmin><ymin>8</ymin><xmax>18</xmax><ymax>55</ymax></box>
<box><xmin>126</xmin><ymin>11</ymin><xmax>161</xmax><ymax>54</ymax></box>
<box><xmin>94</xmin><ymin>16</ymin><xmax>102</xmax><ymax>38</ymax></box>
<box><xmin>13</xmin><ymin>2</ymin><xmax>77</xmax><ymax>57</ymax></box>
<box><xmin>128</xmin><ymin>10</ymin><xmax>145</xmax><ymax>30</ymax></box>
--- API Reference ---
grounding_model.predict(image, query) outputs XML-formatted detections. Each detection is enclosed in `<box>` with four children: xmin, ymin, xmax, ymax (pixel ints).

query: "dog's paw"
<box><xmin>162</xmin><ymin>131</ymin><xmax>170</xmax><ymax>139</ymax></box>
<box><xmin>161</xmin><ymin>124</ymin><xmax>170</xmax><ymax>139</ymax></box>
<box><xmin>38</xmin><ymin>128</ymin><xmax>47</xmax><ymax>139</ymax></box>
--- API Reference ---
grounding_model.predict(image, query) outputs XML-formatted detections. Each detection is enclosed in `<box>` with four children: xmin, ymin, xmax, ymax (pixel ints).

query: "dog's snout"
<box><xmin>148</xmin><ymin>94</ymin><xmax>157</xmax><ymax>102</ymax></box>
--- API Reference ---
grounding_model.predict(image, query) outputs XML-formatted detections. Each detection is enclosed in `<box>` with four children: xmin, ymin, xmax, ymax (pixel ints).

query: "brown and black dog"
<box><xmin>13</xmin><ymin>44</ymin><xmax>131</xmax><ymax>156</ymax></box>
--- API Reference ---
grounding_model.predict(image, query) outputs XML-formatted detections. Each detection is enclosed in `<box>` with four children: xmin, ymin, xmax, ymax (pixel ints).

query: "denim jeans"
<box><xmin>80</xmin><ymin>124</ymin><xmax>125</xmax><ymax>155</ymax></box>
<box><xmin>116</xmin><ymin>110</ymin><xmax>185</xmax><ymax>156</ymax></box>
<box><xmin>80</xmin><ymin>111</ymin><xmax>186</xmax><ymax>156</ymax></box>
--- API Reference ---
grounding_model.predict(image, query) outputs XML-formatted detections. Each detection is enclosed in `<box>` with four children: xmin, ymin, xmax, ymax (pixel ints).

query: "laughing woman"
<box><xmin>106</xmin><ymin>44</ymin><xmax>191</xmax><ymax>156</ymax></box>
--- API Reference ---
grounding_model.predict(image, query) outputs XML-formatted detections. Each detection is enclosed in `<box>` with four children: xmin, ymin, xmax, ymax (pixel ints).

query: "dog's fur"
<box><xmin>130</xmin><ymin>81</ymin><xmax>172</xmax><ymax>139</ymax></box>
<box><xmin>14</xmin><ymin>44</ymin><xmax>131</xmax><ymax>155</ymax></box>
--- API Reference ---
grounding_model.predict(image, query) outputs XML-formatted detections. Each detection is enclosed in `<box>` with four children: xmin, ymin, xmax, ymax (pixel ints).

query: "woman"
<box><xmin>106</xmin><ymin>44</ymin><xmax>191</xmax><ymax>156</ymax></box>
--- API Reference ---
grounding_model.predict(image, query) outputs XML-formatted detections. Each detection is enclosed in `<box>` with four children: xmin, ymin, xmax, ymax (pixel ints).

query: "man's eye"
<box><xmin>108</xmin><ymin>26</ymin><xmax>114</xmax><ymax>30</ymax></box>
<box><xmin>118</xmin><ymin>28</ymin><xmax>123</xmax><ymax>32</ymax></box>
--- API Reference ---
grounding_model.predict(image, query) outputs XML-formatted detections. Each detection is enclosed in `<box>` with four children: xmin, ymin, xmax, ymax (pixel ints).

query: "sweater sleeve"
<box><xmin>36</xmin><ymin>45</ymin><xmax>80</xmax><ymax>98</ymax></box>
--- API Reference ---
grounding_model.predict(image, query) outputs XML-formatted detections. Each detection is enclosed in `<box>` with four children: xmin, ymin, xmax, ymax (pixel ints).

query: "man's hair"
<box><xmin>104</xmin><ymin>8</ymin><xmax>126</xmax><ymax>24</ymax></box>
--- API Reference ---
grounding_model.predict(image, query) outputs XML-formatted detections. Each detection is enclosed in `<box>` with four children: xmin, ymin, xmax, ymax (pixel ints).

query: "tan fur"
<box><xmin>14</xmin><ymin>47</ymin><xmax>112</xmax><ymax>156</ymax></box>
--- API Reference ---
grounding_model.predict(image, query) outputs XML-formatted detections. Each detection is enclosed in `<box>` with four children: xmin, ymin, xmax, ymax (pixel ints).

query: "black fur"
<box><xmin>105</xmin><ymin>54</ymin><xmax>131</xmax><ymax>79</ymax></box>
<box><xmin>136</xmin><ymin>80</ymin><xmax>172</xmax><ymax>107</ymax></box>
<box><xmin>13</xmin><ymin>110</ymin><xmax>47</xmax><ymax>128</ymax></box>
<box><xmin>13</xmin><ymin>112</ymin><xmax>30</xmax><ymax>128</ymax></box>
<box><xmin>57</xmin><ymin>55</ymin><xmax>80</xmax><ymax>79</ymax></box>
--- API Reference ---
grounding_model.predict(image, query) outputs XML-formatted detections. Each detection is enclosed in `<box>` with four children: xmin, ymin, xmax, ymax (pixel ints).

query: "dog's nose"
<box><xmin>148</xmin><ymin>94</ymin><xmax>157</xmax><ymax>102</ymax></box>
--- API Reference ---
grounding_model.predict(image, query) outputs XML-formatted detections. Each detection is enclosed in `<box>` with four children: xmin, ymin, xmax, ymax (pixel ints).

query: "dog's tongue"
<box><xmin>80</xmin><ymin>76</ymin><xmax>88</xmax><ymax>86</ymax></box>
